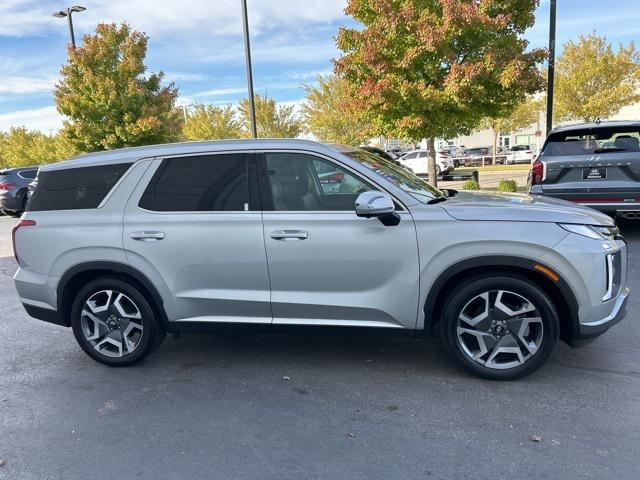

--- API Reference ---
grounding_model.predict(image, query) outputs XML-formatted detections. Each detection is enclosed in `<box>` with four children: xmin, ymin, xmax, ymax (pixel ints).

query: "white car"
<box><xmin>398</xmin><ymin>150</ymin><xmax>453</xmax><ymax>176</ymax></box>
<box><xmin>504</xmin><ymin>145</ymin><xmax>535</xmax><ymax>165</ymax></box>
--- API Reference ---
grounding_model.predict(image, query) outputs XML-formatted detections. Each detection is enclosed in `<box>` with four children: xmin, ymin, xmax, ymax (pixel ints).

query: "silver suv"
<box><xmin>13</xmin><ymin>140</ymin><xmax>629</xmax><ymax>380</ymax></box>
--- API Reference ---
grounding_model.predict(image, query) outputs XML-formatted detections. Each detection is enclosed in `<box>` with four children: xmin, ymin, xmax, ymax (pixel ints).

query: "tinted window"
<box><xmin>140</xmin><ymin>154</ymin><xmax>249</xmax><ymax>212</ymax></box>
<box><xmin>18</xmin><ymin>169</ymin><xmax>37</xmax><ymax>180</ymax></box>
<box><xmin>543</xmin><ymin>127</ymin><xmax>640</xmax><ymax>156</ymax></box>
<box><xmin>28</xmin><ymin>163</ymin><xmax>131</xmax><ymax>211</ymax></box>
<box><xmin>265</xmin><ymin>153</ymin><xmax>373</xmax><ymax>211</ymax></box>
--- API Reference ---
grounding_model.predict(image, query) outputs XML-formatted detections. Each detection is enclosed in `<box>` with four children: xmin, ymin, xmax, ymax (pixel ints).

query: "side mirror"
<box><xmin>355</xmin><ymin>191</ymin><xmax>400</xmax><ymax>226</ymax></box>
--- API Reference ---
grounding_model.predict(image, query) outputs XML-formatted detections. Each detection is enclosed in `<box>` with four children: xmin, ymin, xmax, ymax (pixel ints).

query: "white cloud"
<box><xmin>163</xmin><ymin>72</ymin><xmax>208</xmax><ymax>83</ymax></box>
<box><xmin>0</xmin><ymin>0</ymin><xmax>347</xmax><ymax>39</ymax></box>
<box><xmin>0</xmin><ymin>106</ymin><xmax>63</xmax><ymax>133</ymax></box>
<box><xmin>0</xmin><ymin>75</ymin><xmax>57</xmax><ymax>94</ymax></box>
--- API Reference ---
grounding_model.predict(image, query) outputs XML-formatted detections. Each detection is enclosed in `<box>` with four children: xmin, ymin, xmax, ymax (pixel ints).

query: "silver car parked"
<box><xmin>13</xmin><ymin>140</ymin><xmax>628</xmax><ymax>379</ymax></box>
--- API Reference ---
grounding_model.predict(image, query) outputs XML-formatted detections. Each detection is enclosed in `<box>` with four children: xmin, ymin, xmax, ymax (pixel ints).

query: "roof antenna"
<box><xmin>595</xmin><ymin>117</ymin><xmax>601</xmax><ymax>125</ymax></box>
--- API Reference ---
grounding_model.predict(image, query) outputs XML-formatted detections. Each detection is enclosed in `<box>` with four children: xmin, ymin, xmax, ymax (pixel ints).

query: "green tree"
<box><xmin>335</xmin><ymin>0</ymin><xmax>545</xmax><ymax>185</ymax></box>
<box><xmin>554</xmin><ymin>33</ymin><xmax>640</xmax><ymax>122</ymax></box>
<box><xmin>481</xmin><ymin>96</ymin><xmax>542</xmax><ymax>164</ymax></box>
<box><xmin>239</xmin><ymin>94</ymin><xmax>302</xmax><ymax>138</ymax></box>
<box><xmin>302</xmin><ymin>75</ymin><xmax>370</xmax><ymax>144</ymax></box>
<box><xmin>54</xmin><ymin>23</ymin><xmax>181</xmax><ymax>152</ymax></box>
<box><xmin>183</xmin><ymin>104</ymin><xmax>242</xmax><ymax>141</ymax></box>
<box><xmin>0</xmin><ymin>127</ymin><xmax>77</xmax><ymax>168</ymax></box>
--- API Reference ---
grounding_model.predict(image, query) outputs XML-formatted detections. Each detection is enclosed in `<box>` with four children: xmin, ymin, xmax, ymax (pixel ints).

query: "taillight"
<box><xmin>12</xmin><ymin>219</ymin><xmax>36</xmax><ymax>266</ymax></box>
<box><xmin>0</xmin><ymin>182</ymin><xmax>15</xmax><ymax>191</ymax></box>
<box><xmin>529</xmin><ymin>158</ymin><xmax>544</xmax><ymax>185</ymax></box>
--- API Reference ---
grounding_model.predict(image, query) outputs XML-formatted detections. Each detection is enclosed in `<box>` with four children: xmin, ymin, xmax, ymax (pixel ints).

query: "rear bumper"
<box><xmin>528</xmin><ymin>188</ymin><xmax>640</xmax><ymax>215</ymax></box>
<box><xmin>570</xmin><ymin>287</ymin><xmax>629</xmax><ymax>347</ymax></box>
<box><xmin>22</xmin><ymin>303</ymin><xmax>66</xmax><ymax>327</ymax></box>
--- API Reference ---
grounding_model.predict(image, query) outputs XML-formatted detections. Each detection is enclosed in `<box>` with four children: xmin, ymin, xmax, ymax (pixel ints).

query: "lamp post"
<box><xmin>240</xmin><ymin>0</ymin><xmax>257</xmax><ymax>138</ymax></box>
<box><xmin>545</xmin><ymin>0</ymin><xmax>557</xmax><ymax>135</ymax></box>
<box><xmin>53</xmin><ymin>5</ymin><xmax>86</xmax><ymax>49</ymax></box>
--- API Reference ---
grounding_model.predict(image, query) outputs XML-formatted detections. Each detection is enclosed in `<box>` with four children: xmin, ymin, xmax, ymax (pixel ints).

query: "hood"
<box><xmin>440</xmin><ymin>190</ymin><xmax>614</xmax><ymax>226</ymax></box>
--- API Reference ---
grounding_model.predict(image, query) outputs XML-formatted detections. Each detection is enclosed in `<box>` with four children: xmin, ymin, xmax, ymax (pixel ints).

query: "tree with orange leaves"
<box><xmin>335</xmin><ymin>0</ymin><xmax>545</xmax><ymax>185</ymax></box>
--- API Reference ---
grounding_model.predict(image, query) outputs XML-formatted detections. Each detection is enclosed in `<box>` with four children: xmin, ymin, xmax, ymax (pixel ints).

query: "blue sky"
<box><xmin>1</xmin><ymin>0</ymin><xmax>639</xmax><ymax>133</ymax></box>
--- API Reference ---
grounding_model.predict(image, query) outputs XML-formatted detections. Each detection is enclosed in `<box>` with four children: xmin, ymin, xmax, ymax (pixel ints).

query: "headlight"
<box><xmin>559</xmin><ymin>224</ymin><xmax>621</xmax><ymax>240</ymax></box>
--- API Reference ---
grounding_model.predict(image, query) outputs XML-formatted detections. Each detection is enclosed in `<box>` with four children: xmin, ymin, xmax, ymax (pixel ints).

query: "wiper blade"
<box><xmin>427</xmin><ymin>196</ymin><xmax>447</xmax><ymax>204</ymax></box>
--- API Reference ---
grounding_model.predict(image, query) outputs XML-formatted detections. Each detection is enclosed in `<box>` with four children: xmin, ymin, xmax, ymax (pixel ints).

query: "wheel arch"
<box><xmin>423</xmin><ymin>256</ymin><xmax>580</xmax><ymax>344</ymax></box>
<box><xmin>57</xmin><ymin>261</ymin><xmax>169</xmax><ymax>329</ymax></box>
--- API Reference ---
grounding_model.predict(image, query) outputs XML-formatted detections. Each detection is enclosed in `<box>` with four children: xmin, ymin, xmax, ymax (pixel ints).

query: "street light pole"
<box><xmin>53</xmin><ymin>6</ymin><xmax>86</xmax><ymax>50</ymax></box>
<box><xmin>240</xmin><ymin>0</ymin><xmax>257</xmax><ymax>139</ymax></box>
<box><xmin>546</xmin><ymin>0</ymin><xmax>557</xmax><ymax>135</ymax></box>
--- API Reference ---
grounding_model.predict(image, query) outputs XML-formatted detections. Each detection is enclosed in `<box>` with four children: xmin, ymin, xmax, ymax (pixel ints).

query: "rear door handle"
<box><xmin>129</xmin><ymin>231</ymin><xmax>165</xmax><ymax>241</ymax></box>
<box><xmin>270</xmin><ymin>230</ymin><xmax>308</xmax><ymax>241</ymax></box>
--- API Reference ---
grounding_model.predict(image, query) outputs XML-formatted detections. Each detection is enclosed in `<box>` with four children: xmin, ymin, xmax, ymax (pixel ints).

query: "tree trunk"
<box><xmin>427</xmin><ymin>137</ymin><xmax>437</xmax><ymax>187</ymax></box>
<box><xmin>492</xmin><ymin>128</ymin><xmax>498</xmax><ymax>165</ymax></box>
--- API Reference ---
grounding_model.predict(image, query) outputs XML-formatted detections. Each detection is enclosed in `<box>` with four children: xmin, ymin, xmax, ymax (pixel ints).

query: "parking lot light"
<box><xmin>52</xmin><ymin>5</ymin><xmax>87</xmax><ymax>50</ymax></box>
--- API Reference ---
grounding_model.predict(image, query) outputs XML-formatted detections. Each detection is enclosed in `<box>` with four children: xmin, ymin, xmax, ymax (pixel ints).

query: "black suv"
<box><xmin>0</xmin><ymin>167</ymin><xmax>38</xmax><ymax>216</ymax></box>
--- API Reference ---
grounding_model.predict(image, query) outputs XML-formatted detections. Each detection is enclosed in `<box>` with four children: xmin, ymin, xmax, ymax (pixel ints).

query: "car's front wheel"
<box><xmin>440</xmin><ymin>274</ymin><xmax>559</xmax><ymax>380</ymax></box>
<box><xmin>71</xmin><ymin>276</ymin><xmax>165</xmax><ymax>366</ymax></box>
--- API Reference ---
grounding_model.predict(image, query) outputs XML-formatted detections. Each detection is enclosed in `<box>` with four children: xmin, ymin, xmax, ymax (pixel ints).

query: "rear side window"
<box><xmin>18</xmin><ymin>169</ymin><xmax>37</xmax><ymax>180</ymax></box>
<box><xmin>139</xmin><ymin>154</ymin><xmax>249</xmax><ymax>212</ymax></box>
<box><xmin>543</xmin><ymin>126</ymin><xmax>640</xmax><ymax>156</ymax></box>
<box><xmin>28</xmin><ymin>163</ymin><xmax>132</xmax><ymax>212</ymax></box>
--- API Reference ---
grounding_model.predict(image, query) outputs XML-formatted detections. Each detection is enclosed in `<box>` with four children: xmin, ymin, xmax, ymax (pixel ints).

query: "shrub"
<box><xmin>462</xmin><ymin>179</ymin><xmax>480</xmax><ymax>190</ymax></box>
<box><xmin>497</xmin><ymin>179</ymin><xmax>518</xmax><ymax>192</ymax></box>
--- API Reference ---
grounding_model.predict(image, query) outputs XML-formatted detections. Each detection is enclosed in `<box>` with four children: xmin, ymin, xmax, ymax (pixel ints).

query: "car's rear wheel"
<box><xmin>440</xmin><ymin>274</ymin><xmax>559</xmax><ymax>380</ymax></box>
<box><xmin>71</xmin><ymin>277</ymin><xmax>165</xmax><ymax>366</ymax></box>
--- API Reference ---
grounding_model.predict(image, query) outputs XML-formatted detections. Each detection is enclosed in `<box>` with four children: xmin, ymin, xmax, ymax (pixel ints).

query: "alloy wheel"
<box><xmin>80</xmin><ymin>290</ymin><xmax>144</xmax><ymax>358</ymax></box>
<box><xmin>455</xmin><ymin>290</ymin><xmax>544</xmax><ymax>370</ymax></box>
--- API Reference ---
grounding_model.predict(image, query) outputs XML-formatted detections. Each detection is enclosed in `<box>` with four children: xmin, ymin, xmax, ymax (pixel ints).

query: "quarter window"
<box><xmin>139</xmin><ymin>154</ymin><xmax>250</xmax><ymax>212</ymax></box>
<box><xmin>264</xmin><ymin>152</ymin><xmax>373</xmax><ymax>211</ymax></box>
<box><xmin>27</xmin><ymin>163</ymin><xmax>131</xmax><ymax>211</ymax></box>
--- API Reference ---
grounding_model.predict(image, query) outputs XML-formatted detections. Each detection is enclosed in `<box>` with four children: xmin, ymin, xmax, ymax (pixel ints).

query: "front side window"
<box><xmin>139</xmin><ymin>154</ymin><xmax>249</xmax><ymax>212</ymax></box>
<box><xmin>264</xmin><ymin>152</ymin><xmax>373</xmax><ymax>211</ymax></box>
<box><xmin>28</xmin><ymin>163</ymin><xmax>131</xmax><ymax>211</ymax></box>
<box><xmin>344</xmin><ymin>149</ymin><xmax>443</xmax><ymax>203</ymax></box>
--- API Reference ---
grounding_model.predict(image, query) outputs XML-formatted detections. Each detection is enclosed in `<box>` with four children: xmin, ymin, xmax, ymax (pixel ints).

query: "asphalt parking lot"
<box><xmin>0</xmin><ymin>215</ymin><xmax>639</xmax><ymax>480</ymax></box>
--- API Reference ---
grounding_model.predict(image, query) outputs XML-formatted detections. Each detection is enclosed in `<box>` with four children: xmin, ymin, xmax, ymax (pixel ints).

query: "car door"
<box><xmin>123</xmin><ymin>152</ymin><xmax>272</xmax><ymax>325</ymax></box>
<box><xmin>259</xmin><ymin>150</ymin><xmax>420</xmax><ymax>329</ymax></box>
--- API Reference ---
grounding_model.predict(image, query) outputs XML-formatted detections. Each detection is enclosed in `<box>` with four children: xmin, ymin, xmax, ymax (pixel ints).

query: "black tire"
<box><xmin>440</xmin><ymin>274</ymin><xmax>559</xmax><ymax>380</ymax></box>
<box><xmin>71</xmin><ymin>276</ymin><xmax>165</xmax><ymax>366</ymax></box>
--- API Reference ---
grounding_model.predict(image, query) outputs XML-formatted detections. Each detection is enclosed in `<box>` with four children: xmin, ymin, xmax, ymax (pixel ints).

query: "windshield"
<box><xmin>543</xmin><ymin>126</ymin><xmax>640</xmax><ymax>156</ymax></box>
<box><xmin>344</xmin><ymin>149</ymin><xmax>443</xmax><ymax>203</ymax></box>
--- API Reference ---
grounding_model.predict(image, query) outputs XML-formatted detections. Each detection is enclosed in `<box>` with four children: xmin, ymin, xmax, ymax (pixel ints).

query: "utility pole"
<box><xmin>53</xmin><ymin>6</ymin><xmax>86</xmax><ymax>50</ymax></box>
<box><xmin>546</xmin><ymin>0</ymin><xmax>557</xmax><ymax>135</ymax></box>
<box><xmin>241</xmin><ymin>0</ymin><xmax>257</xmax><ymax>138</ymax></box>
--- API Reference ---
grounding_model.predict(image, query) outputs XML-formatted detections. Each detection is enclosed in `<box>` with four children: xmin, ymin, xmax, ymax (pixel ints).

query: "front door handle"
<box><xmin>129</xmin><ymin>231</ymin><xmax>165</xmax><ymax>241</ymax></box>
<box><xmin>270</xmin><ymin>230</ymin><xmax>308</xmax><ymax>241</ymax></box>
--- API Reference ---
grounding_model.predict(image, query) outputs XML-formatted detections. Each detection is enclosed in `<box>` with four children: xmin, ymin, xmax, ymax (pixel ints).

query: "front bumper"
<box><xmin>573</xmin><ymin>287</ymin><xmax>629</xmax><ymax>344</ymax></box>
